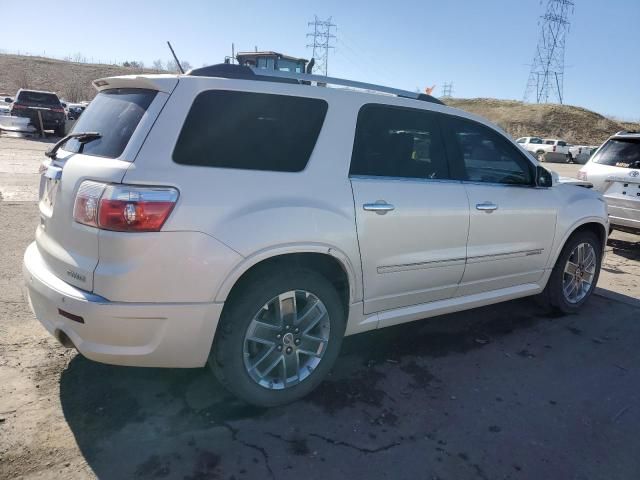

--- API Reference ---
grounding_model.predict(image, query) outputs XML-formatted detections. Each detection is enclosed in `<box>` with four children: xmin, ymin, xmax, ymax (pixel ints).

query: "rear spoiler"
<box><xmin>92</xmin><ymin>75</ymin><xmax>179</xmax><ymax>94</ymax></box>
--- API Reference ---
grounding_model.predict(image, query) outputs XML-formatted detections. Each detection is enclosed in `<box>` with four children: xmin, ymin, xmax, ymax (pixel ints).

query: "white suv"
<box><xmin>578</xmin><ymin>131</ymin><xmax>640</xmax><ymax>234</ymax></box>
<box><xmin>23</xmin><ymin>65</ymin><xmax>609</xmax><ymax>406</ymax></box>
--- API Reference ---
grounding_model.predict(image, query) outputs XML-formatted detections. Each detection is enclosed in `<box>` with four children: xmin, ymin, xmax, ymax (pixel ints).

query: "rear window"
<box><xmin>173</xmin><ymin>90</ymin><xmax>328</xmax><ymax>172</ymax></box>
<box><xmin>592</xmin><ymin>138</ymin><xmax>640</xmax><ymax>168</ymax></box>
<box><xmin>64</xmin><ymin>88</ymin><xmax>156</xmax><ymax>159</ymax></box>
<box><xmin>17</xmin><ymin>91</ymin><xmax>60</xmax><ymax>105</ymax></box>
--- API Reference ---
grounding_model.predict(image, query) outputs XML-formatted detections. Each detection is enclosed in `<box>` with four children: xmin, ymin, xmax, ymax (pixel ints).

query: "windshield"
<box><xmin>64</xmin><ymin>88</ymin><xmax>156</xmax><ymax>159</ymax></box>
<box><xmin>592</xmin><ymin>138</ymin><xmax>640</xmax><ymax>167</ymax></box>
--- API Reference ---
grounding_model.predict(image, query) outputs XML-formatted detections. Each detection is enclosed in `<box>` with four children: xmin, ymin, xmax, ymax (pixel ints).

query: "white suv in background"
<box><xmin>578</xmin><ymin>131</ymin><xmax>640</xmax><ymax>234</ymax></box>
<box><xmin>23</xmin><ymin>65</ymin><xmax>608</xmax><ymax>406</ymax></box>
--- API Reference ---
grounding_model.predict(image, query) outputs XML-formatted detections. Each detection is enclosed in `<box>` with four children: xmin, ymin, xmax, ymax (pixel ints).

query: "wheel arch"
<box><xmin>215</xmin><ymin>245</ymin><xmax>359</xmax><ymax>310</ymax></box>
<box><xmin>549</xmin><ymin>218</ymin><xmax>607</xmax><ymax>269</ymax></box>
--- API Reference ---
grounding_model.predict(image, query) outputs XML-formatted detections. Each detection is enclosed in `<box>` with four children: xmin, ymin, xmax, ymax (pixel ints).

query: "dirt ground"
<box><xmin>1</xmin><ymin>136</ymin><xmax>639</xmax><ymax>479</ymax></box>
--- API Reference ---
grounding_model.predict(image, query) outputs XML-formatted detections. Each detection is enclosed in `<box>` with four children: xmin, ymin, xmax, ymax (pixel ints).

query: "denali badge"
<box><xmin>66</xmin><ymin>270</ymin><xmax>86</xmax><ymax>283</ymax></box>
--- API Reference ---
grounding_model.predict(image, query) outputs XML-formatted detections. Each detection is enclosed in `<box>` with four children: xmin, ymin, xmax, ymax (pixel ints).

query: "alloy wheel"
<box><xmin>243</xmin><ymin>290</ymin><xmax>330</xmax><ymax>390</ymax></box>
<box><xmin>562</xmin><ymin>242</ymin><xmax>597</xmax><ymax>304</ymax></box>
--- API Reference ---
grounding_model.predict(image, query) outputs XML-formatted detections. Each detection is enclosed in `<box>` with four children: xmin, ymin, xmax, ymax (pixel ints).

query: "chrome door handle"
<box><xmin>363</xmin><ymin>202</ymin><xmax>395</xmax><ymax>214</ymax></box>
<box><xmin>476</xmin><ymin>202</ymin><xmax>498</xmax><ymax>212</ymax></box>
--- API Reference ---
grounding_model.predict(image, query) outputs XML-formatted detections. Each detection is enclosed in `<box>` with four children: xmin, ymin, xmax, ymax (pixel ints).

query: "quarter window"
<box><xmin>173</xmin><ymin>91</ymin><xmax>328</xmax><ymax>172</ymax></box>
<box><xmin>445</xmin><ymin>116</ymin><xmax>534</xmax><ymax>185</ymax></box>
<box><xmin>350</xmin><ymin>104</ymin><xmax>450</xmax><ymax>180</ymax></box>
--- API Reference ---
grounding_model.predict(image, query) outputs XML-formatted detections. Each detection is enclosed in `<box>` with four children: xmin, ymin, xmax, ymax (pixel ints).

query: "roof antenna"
<box><xmin>166</xmin><ymin>41</ymin><xmax>185</xmax><ymax>74</ymax></box>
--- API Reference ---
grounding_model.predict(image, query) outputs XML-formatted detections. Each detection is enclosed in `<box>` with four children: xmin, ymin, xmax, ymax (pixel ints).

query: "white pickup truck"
<box><xmin>516</xmin><ymin>137</ymin><xmax>571</xmax><ymax>163</ymax></box>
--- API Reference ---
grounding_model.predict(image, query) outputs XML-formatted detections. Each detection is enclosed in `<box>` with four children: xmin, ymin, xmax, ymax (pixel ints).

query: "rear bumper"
<box><xmin>11</xmin><ymin>109</ymin><xmax>65</xmax><ymax>129</ymax></box>
<box><xmin>23</xmin><ymin>242</ymin><xmax>223</xmax><ymax>368</ymax></box>
<box><xmin>605</xmin><ymin>198</ymin><xmax>640</xmax><ymax>233</ymax></box>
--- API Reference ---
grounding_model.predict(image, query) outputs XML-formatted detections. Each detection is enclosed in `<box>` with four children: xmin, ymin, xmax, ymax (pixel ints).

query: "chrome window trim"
<box><xmin>349</xmin><ymin>174</ymin><xmax>463</xmax><ymax>185</ymax></box>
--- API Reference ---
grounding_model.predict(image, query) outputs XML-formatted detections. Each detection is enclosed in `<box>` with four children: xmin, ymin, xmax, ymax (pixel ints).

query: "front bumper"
<box><xmin>23</xmin><ymin>242</ymin><xmax>223</xmax><ymax>368</ymax></box>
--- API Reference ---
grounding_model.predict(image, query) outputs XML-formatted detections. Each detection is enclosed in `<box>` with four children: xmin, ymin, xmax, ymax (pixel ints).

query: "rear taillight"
<box><xmin>73</xmin><ymin>181</ymin><xmax>178</xmax><ymax>232</ymax></box>
<box><xmin>73</xmin><ymin>181</ymin><xmax>105</xmax><ymax>227</ymax></box>
<box><xmin>553</xmin><ymin>145</ymin><xmax>556</xmax><ymax>152</ymax></box>
<box><xmin>11</xmin><ymin>103</ymin><xmax>27</xmax><ymax>110</ymax></box>
<box><xmin>52</xmin><ymin>107</ymin><xmax>65</xmax><ymax>113</ymax></box>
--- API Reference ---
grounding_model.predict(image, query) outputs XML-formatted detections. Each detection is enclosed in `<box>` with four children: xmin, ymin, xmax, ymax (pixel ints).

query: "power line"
<box><xmin>524</xmin><ymin>0</ymin><xmax>574</xmax><ymax>104</ymax></box>
<box><xmin>306</xmin><ymin>16</ymin><xmax>336</xmax><ymax>76</ymax></box>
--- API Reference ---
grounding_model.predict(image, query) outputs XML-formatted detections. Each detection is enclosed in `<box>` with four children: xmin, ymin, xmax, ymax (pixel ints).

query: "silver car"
<box><xmin>23</xmin><ymin>65</ymin><xmax>608</xmax><ymax>406</ymax></box>
<box><xmin>578</xmin><ymin>131</ymin><xmax>640</xmax><ymax>234</ymax></box>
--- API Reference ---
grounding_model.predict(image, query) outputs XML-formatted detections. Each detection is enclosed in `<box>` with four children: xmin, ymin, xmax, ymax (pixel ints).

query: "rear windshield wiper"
<box><xmin>45</xmin><ymin>132</ymin><xmax>101</xmax><ymax>160</ymax></box>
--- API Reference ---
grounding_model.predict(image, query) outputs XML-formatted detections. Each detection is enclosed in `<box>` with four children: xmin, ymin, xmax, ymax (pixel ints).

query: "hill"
<box><xmin>444</xmin><ymin>98</ymin><xmax>639</xmax><ymax>146</ymax></box>
<box><xmin>0</xmin><ymin>54</ymin><xmax>155</xmax><ymax>102</ymax></box>
<box><xmin>1</xmin><ymin>54</ymin><xmax>637</xmax><ymax>145</ymax></box>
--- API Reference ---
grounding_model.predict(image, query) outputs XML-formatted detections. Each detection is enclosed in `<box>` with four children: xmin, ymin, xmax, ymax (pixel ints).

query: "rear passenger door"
<box><xmin>442</xmin><ymin>115</ymin><xmax>558</xmax><ymax>296</ymax></box>
<box><xmin>350</xmin><ymin>104</ymin><xmax>469</xmax><ymax>315</ymax></box>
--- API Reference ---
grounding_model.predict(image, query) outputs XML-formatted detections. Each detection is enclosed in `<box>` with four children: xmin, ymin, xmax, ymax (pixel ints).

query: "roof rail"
<box><xmin>186</xmin><ymin>64</ymin><xmax>444</xmax><ymax>105</ymax></box>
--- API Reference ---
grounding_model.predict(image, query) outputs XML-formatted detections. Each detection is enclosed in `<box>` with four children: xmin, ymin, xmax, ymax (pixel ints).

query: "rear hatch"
<box><xmin>36</xmin><ymin>77</ymin><xmax>177</xmax><ymax>292</ymax></box>
<box><xmin>590</xmin><ymin>136</ymin><xmax>640</xmax><ymax>210</ymax></box>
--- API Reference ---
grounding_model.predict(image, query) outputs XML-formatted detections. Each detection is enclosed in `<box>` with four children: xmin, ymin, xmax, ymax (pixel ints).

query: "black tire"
<box><xmin>539</xmin><ymin>230</ymin><xmax>602</xmax><ymax>314</ymax></box>
<box><xmin>209</xmin><ymin>267</ymin><xmax>346</xmax><ymax>407</ymax></box>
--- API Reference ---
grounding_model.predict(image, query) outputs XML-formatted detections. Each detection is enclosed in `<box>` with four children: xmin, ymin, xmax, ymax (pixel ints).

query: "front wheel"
<box><xmin>210</xmin><ymin>268</ymin><xmax>345</xmax><ymax>407</ymax></box>
<box><xmin>536</xmin><ymin>151</ymin><xmax>545</xmax><ymax>162</ymax></box>
<box><xmin>540</xmin><ymin>230</ymin><xmax>602</xmax><ymax>314</ymax></box>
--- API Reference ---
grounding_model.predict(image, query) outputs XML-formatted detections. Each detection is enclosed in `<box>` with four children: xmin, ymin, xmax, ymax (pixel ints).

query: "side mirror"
<box><xmin>536</xmin><ymin>165</ymin><xmax>553</xmax><ymax>187</ymax></box>
<box><xmin>4</xmin><ymin>97</ymin><xmax>12</xmax><ymax>103</ymax></box>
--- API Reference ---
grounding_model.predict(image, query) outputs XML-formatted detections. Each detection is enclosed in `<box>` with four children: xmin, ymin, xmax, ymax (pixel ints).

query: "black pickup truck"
<box><xmin>9</xmin><ymin>89</ymin><xmax>66</xmax><ymax>136</ymax></box>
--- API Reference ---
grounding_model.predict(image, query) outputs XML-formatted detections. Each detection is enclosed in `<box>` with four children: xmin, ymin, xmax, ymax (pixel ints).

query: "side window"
<box><xmin>444</xmin><ymin>116</ymin><xmax>534</xmax><ymax>186</ymax></box>
<box><xmin>516</xmin><ymin>138</ymin><xmax>525</xmax><ymax>144</ymax></box>
<box><xmin>173</xmin><ymin>91</ymin><xmax>328</xmax><ymax>172</ymax></box>
<box><xmin>558</xmin><ymin>141</ymin><xmax>567</xmax><ymax>147</ymax></box>
<box><xmin>530</xmin><ymin>137</ymin><xmax>543</xmax><ymax>144</ymax></box>
<box><xmin>350</xmin><ymin>104</ymin><xmax>450</xmax><ymax>180</ymax></box>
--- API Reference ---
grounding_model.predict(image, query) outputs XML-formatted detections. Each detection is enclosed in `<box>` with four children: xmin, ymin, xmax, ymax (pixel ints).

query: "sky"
<box><xmin>2</xmin><ymin>0</ymin><xmax>639</xmax><ymax>119</ymax></box>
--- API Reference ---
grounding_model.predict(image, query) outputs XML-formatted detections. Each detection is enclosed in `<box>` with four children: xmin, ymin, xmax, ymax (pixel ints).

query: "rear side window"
<box><xmin>592</xmin><ymin>138</ymin><xmax>640</xmax><ymax>168</ymax></box>
<box><xmin>17</xmin><ymin>91</ymin><xmax>60</xmax><ymax>105</ymax></box>
<box><xmin>350</xmin><ymin>104</ymin><xmax>450</xmax><ymax>180</ymax></box>
<box><xmin>65</xmin><ymin>88</ymin><xmax>157</xmax><ymax>159</ymax></box>
<box><xmin>444</xmin><ymin>116</ymin><xmax>534</xmax><ymax>185</ymax></box>
<box><xmin>173</xmin><ymin>91</ymin><xmax>328</xmax><ymax>172</ymax></box>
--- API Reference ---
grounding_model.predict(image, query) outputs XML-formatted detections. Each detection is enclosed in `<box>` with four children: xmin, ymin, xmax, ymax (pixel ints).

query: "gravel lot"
<box><xmin>1</xmin><ymin>136</ymin><xmax>639</xmax><ymax>479</ymax></box>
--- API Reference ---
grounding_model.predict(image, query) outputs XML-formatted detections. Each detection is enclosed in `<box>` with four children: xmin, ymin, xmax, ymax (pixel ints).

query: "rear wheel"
<box><xmin>210</xmin><ymin>268</ymin><xmax>345</xmax><ymax>407</ymax></box>
<box><xmin>536</xmin><ymin>151</ymin><xmax>545</xmax><ymax>162</ymax></box>
<box><xmin>540</xmin><ymin>230</ymin><xmax>602</xmax><ymax>314</ymax></box>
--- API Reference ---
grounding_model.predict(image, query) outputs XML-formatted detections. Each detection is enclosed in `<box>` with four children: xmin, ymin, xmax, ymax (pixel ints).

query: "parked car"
<box><xmin>577</xmin><ymin>131</ymin><xmax>640</xmax><ymax>234</ymax></box>
<box><xmin>568</xmin><ymin>145</ymin><xmax>592</xmax><ymax>164</ymax></box>
<box><xmin>0</xmin><ymin>97</ymin><xmax>12</xmax><ymax>116</ymax></box>
<box><xmin>66</xmin><ymin>103</ymin><xmax>86</xmax><ymax>120</ymax></box>
<box><xmin>10</xmin><ymin>89</ymin><xmax>66</xmax><ymax>136</ymax></box>
<box><xmin>23</xmin><ymin>65</ymin><xmax>608</xmax><ymax>406</ymax></box>
<box><xmin>516</xmin><ymin>137</ymin><xmax>570</xmax><ymax>162</ymax></box>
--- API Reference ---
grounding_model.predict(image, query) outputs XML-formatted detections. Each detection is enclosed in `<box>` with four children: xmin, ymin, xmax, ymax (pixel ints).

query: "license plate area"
<box><xmin>40</xmin><ymin>165</ymin><xmax>63</xmax><ymax>214</ymax></box>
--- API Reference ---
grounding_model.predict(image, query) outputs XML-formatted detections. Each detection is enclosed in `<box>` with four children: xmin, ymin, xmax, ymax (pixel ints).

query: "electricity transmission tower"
<box><xmin>306</xmin><ymin>16</ymin><xmax>336</xmax><ymax>76</ymax></box>
<box><xmin>524</xmin><ymin>0</ymin><xmax>574</xmax><ymax>104</ymax></box>
<box><xmin>441</xmin><ymin>82</ymin><xmax>454</xmax><ymax>98</ymax></box>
